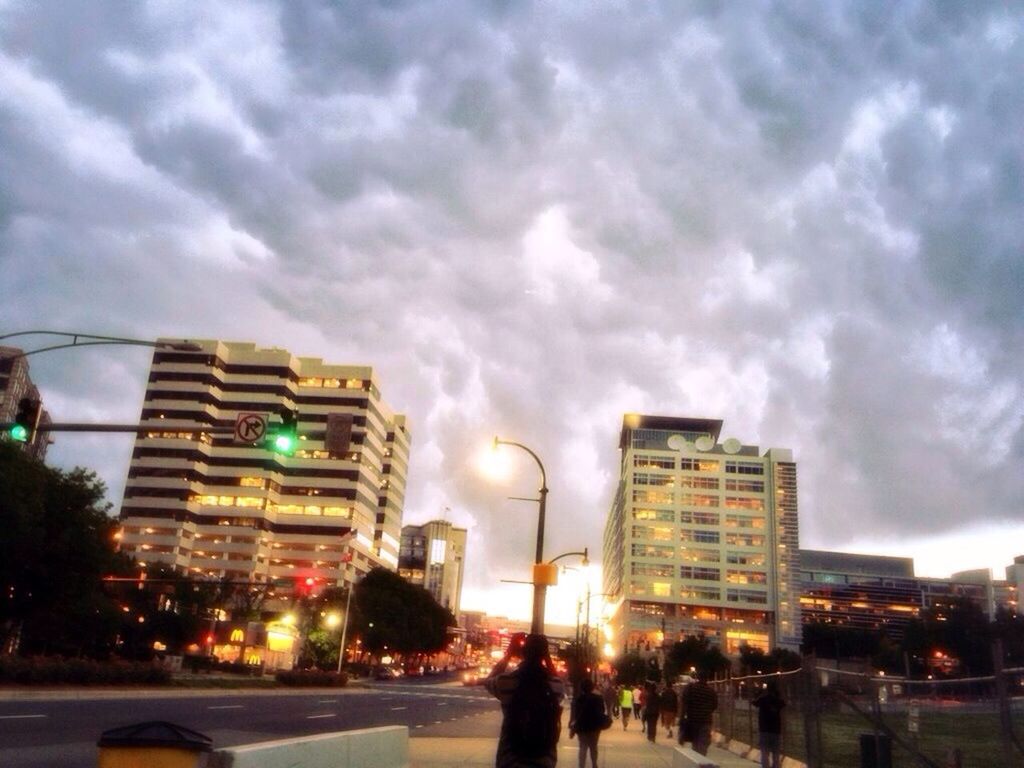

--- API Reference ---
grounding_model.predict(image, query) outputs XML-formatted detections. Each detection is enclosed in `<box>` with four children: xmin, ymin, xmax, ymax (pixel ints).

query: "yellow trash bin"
<box><xmin>97</xmin><ymin>721</ymin><xmax>212</xmax><ymax>768</ymax></box>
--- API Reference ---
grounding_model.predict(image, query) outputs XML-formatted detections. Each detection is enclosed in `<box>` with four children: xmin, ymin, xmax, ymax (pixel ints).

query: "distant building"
<box><xmin>118</xmin><ymin>340</ymin><xmax>410</xmax><ymax>591</ymax></box>
<box><xmin>799</xmin><ymin>549</ymin><xmax>921</xmax><ymax>639</ymax></box>
<box><xmin>1006</xmin><ymin>556</ymin><xmax>1024</xmax><ymax>616</ymax></box>
<box><xmin>602</xmin><ymin>414</ymin><xmax>802</xmax><ymax>656</ymax></box>
<box><xmin>398</xmin><ymin>520</ymin><xmax>467</xmax><ymax>614</ymax></box>
<box><xmin>0</xmin><ymin>347</ymin><xmax>52</xmax><ymax>462</ymax></box>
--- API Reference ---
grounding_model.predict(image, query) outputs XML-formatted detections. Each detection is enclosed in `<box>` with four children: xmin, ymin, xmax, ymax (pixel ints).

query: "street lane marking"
<box><xmin>207</xmin><ymin>705</ymin><xmax>244</xmax><ymax>710</ymax></box>
<box><xmin>436</xmin><ymin>703</ymin><xmax>447</xmax><ymax>706</ymax></box>
<box><xmin>0</xmin><ymin>714</ymin><xmax>46</xmax><ymax>720</ymax></box>
<box><xmin>390</xmin><ymin>706</ymin><xmax>407</xmax><ymax>711</ymax></box>
<box><xmin>307</xmin><ymin>714</ymin><xmax>336</xmax><ymax>719</ymax></box>
<box><xmin>318</xmin><ymin>699</ymin><xmax>337</xmax><ymax>704</ymax></box>
<box><xmin>415</xmin><ymin>724</ymin><xmax>424</xmax><ymax>729</ymax></box>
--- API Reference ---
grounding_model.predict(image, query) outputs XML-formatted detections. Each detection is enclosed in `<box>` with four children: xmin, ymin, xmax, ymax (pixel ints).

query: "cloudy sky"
<box><xmin>3</xmin><ymin>1</ymin><xmax>1022</xmax><ymax>625</ymax></box>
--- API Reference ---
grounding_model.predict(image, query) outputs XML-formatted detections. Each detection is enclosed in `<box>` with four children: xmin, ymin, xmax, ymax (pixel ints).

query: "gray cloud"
<box><xmin>3</xmin><ymin>1</ymin><xmax>1023</xmax><ymax>616</ymax></box>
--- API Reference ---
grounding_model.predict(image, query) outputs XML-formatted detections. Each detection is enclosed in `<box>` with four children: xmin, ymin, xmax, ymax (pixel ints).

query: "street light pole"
<box><xmin>493</xmin><ymin>436</ymin><xmax>548</xmax><ymax>635</ymax></box>
<box><xmin>0</xmin><ymin>331</ymin><xmax>201</xmax><ymax>359</ymax></box>
<box><xmin>337</xmin><ymin>586</ymin><xmax>352</xmax><ymax>674</ymax></box>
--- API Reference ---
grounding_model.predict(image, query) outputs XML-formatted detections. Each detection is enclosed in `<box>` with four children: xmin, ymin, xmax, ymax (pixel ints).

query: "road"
<box><xmin>0</xmin><ymin>679</ymin><xmax>497</xmax><ymax>768</ymax></box>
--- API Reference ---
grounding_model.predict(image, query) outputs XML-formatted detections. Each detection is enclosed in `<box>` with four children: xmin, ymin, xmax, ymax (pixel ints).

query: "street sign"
<box><xmin>234</xmin><ymin>413</ymin><xmax>268</xmax><ymax>444</ymax></box>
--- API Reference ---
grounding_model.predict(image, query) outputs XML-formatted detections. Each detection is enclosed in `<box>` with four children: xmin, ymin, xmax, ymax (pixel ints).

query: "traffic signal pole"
<box><xmin>1</xmin><ymin>423</ymin><xmax>237</xmax><ymax>435</ymax></box>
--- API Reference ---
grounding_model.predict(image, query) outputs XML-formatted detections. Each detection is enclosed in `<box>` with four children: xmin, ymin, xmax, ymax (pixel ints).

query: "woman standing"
<box><xmin>570</xmin><ymin>678</ymin><xmax>606</xmax><ymax>768</ymax></box>
<box><xmin>618</xmin><ymin>684</ymin><xmax>633</xmax><ymax>730</ymax></box>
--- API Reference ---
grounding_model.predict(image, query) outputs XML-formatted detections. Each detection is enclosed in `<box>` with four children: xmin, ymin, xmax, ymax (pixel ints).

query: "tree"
<box><xmin>664</xmin><ymin>634</ymin><xmax>731</xmax><ymax>681</ymax></box>
<box><xmin>0</xmin><ymin>443</ymin><xmax>133</xmax><ymax>656</ymax></box>
<box><xmin>612</xmin><ymin>651</ymin><xmax>648</xmax><ymax>686</ymax></box>
<box><xmin>346</xmin><ymin>568</ymin><xmax>456</xmax><ymax>658</ymax></box>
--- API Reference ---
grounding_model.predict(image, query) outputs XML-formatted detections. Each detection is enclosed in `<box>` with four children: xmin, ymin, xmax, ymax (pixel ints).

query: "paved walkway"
<box><xmin>410</xmin><ymin>710</ymin><xmax>758</xmax><ymax>767</ymax></box>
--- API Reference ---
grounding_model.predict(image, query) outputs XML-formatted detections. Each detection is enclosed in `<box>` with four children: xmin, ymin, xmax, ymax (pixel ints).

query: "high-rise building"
<box><xmin>118</xmin><ymin>340</ymin><xmax>410</xmax><ymax>590</ymax></box>
<box><xmin>0</xmin><ymin>347</ymin><xmax>52</xmax><ymax>462</ymax></box>
<box><xmin>602</xmin><ymin>414</ymin><xmax>801</xmax><ymax>655</ymax></box>
<box><xmin>398</xmin><ymin>520</ymin><xmax>467</xmax><ymax>615</ymax></box>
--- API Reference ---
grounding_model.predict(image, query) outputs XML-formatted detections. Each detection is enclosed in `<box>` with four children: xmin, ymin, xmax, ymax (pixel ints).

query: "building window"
<box><xmin>681</xmin><ymin>459</ymin><xmax>720</xmax><ymax>472</ymax></box>
<box><xmin>681</xmin><ymin>587</ymin><xmax>721</xmax><ymax>601</ymax></box>
<box><xmin>680</xmin><ymin>476</ymin><xmax>719</xmax><ymax>489</ymax></box>
<box><xmin>632</xmin><ymin>562</ymin><xmax>675</xmax><ymax>577</ymax></box>
<box><xmin>724</xmin><ymin>515</ymin><xmax>765</xmax><ymax>529</ymax></box>
<box><xmin>680</xmin><ymin>566</ymin><xmax>720</xmax><ymax>581</ymax></box>
<box><xmin>726</xmin><ymin>570</ymin><xmax>768</xmax><ymax>585</ymax></box>
<box><xmin>725</xmin><ymin>479</ymin><xmax>764</xmax><ymax>492</ymax></box>
<box><xmin>680</xmin><ymin>510</ymin><xmax>719</xmax><ymax>526</ymax></box>
<box><xmin>681</xmin><ymin>529</ymin><xmax>720</xmax><ymax>544</ymax></box>
<box><xmin>633</xmin><ymin>489</ymin><xmax>673</xmax><ymax>504</ymax></box>
<box><xmin>726</xmin><ymin>551</ymin><xmax>766</xmax><ymax>566</ymax></box>
<box><xmin>632</xmin><ymin>509</ymin><xmax>675</xmax><ymax>522</ymax></box>
<box><xmin>631</xmin><ymin>525</ymin><xmax>673</xmax><ymax>542</ymax></box>
<box><xmin>631</xmin><ymin>543</ymin><xmax>675</xmax><ymax>558</ymax></box>
<box><xmin>725</xmin><ymin>461</ymin><xmax>764</xmax><ymax>475</ymax></box>
<box><xmin>725</xmin><ymin>533</ymin><xmax>765</xmax><ymax>547</ymax></box>
<box><xmin>725</xmin><ymin>497</ymin><xmax>764</xmax><ymax>511</ymax></box>
<box><xmin>726</xmin><ymin>588</ymin><xmax>768</xmax><ymax>604</ymax></box>
<box><xmin>634</xmin><ymin>455</ymin><xmax>675</xmax><ymax>469</ymax></box>
<box><xmin>651</xmin><ymin>582</ymin><xmax>672</xmax><ymax>597</ymax></box>
<box><xmin>633</xmin><ymin>472</ymin><xmax>674</xmax><ymax>487</ymax></box>
<box><xmin>679</xmin><ymin>493</ymin><xmax>718</xmax><ymax>507</ymax></box>
<box><xmin>680</xmin><ymin>548</ymin><xmax>720</xmax><ymax>563</ymax></box>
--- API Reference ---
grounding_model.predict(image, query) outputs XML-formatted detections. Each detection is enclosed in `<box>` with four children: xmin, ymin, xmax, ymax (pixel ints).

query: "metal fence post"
<box><xmin>801</xmin><ymin>654</ymin><xmax>823</xmax><ymax>768</ymax></box>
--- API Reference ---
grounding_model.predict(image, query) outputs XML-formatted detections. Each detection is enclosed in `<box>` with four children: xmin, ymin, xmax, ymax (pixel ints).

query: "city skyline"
<box><xmin>3</xmin><ymin>3</ymin><xmax>1023</xmax><ymax>626</ymax></box>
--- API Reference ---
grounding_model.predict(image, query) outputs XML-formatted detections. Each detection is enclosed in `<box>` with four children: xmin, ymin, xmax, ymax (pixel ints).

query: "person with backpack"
<box><xmin>485</xmin><ymin>633</ymin><xmax>565</xmax><ymax>767</ymax></box>
<box><xmin>569</xmin><ymin>678</ymin><xmax>608</xmax><ymax>768</ymax></box>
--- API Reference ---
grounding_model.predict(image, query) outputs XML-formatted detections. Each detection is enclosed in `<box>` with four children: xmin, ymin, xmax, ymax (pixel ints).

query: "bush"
<box><xmin>0</xmin><ymin>656</ymin><xmax>171</xmax><ymax>686</ymax></box>
<box><xmin>275</xmin><ymin>669</ymin><xmax>348</xmax><ymax>687</ymax></box>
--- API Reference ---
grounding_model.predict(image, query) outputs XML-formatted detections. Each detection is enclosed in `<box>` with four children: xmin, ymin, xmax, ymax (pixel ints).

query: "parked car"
<box><xmin>462</xmin><ymin>665</ymin><xmax>492</xmax><ymax>686</ymax></box>
<box><xmin>374</xmin><ymin>666</ymin><xmax>402</xmax><ymax>681</ymax></box>
<box><xmin>404</xmin><ymin>664</ymin><xmax>424</xmax><ymax>677</ymax></box>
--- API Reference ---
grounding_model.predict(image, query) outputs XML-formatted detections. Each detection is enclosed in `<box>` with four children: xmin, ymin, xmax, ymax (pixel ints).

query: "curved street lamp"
<box><xmin>0</xmin><ymin>330</ymin><xmax>201</xmax><ymax>359</ymax></box>
<box><xmin>492</xmin><ymin>436</ymin><xmax>549</xmax><ymax>635</ymax></box>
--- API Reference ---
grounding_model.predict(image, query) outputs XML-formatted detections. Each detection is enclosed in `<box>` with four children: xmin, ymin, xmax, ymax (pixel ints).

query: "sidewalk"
<box><xmin>410</xmin><ymin>711</ymin><xmax>758</xmax><ymax>767</ymax></box>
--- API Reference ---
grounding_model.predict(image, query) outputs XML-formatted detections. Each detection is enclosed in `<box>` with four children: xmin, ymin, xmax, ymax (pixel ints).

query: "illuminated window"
<box><xmin>631</xmin><ymin>543</ymin><xmax>674</xmax><ymax>558</ymax></box>
<box><xmin>633</xmin><ymin>509</ymin><xmax>674</xmax><ymax>522</ymax></box>
<box><xmin>681</xmin><ymin>459</ymin><xmax>720</xmax><ymax>472</ymax></box>
<box><xmin>680</xmin><ymin>476</ymin><xmax>719</xmax><ymax>489</ymax></box>
<box><xmin>680</xmin><ymin>510</ymin><xmax>719</xmax><ymax>525</ymax></box>
<box><xmin>651</xmin><ymin>582</ymin><xmax>672</xmax><ymax>597</ymax></box>
<box><xmin>725</xmin><ymin>533</ymin><xmax>765</xmax><ymax>547</ymax></box>
<box><xmin>726</xmin><ymin>570</ymin><xmax>767</xmax><ymax>585</ymax></box>
<box><xmin>633</xmin><ymin>473</ymin><xmax>674</xmax><ymax>487</ymax></box>
<box><xmin>680</xmin><ymin>548</ymin><xmax>720</xmax><ymax>563</ymax></box>
<box><xmin>725</xmin><ymin>479</ymin><xmax>764</xmax><ymax>493</ymax></box>
<box><xmin>323</xmin><ymin>506</ymin><xmax>351</xmax><ymax>518</ymax></box>
<box><xmin>299</xmin><ymin>377</ymin><xmax>323</xmax><ymax>387</ymax></box>
<box><xmin>631</xmin><ymin>525</ymin><xmax>673</xmax><ymax>542</ymax></box>
<box><xmin>323</xmin><ymin>378</ymin><xmax>341</xmax><ymax>388</ymax></box>
<box><xmin>632</xmin><ymin>562</ymin><xmax>674</xmax><ymax>577</ymax></box>
<box><xmin>235</xmin><ymin>497</ymin><xmax>264</xmax><ymax>508</ymax></box>
<box><xmin>724</xmin><ymin>515</ymin><xmax>765</xmax><ymax>529</ymax></box>
<box><xmin>726</xmin><ymin>552</ymin><xmax>766</xmax><ymax>566</ymax></box>
<box><xmin>681</xmin><ymin>587</ymin><xmax>720</xmax><ymax>601</ymax></box>
<box><xmin>634</xmin><ymin>455</ymin><xmax>675</xmax><ymax>469</ymax></box>
<box><xmin>633</xmin><ymin>490</ymin><xmax>673</xmax><ymax>504</ymax></box>
<box><xmin>680</xmin><ymin>494</ymin><xmax>718</xmax><ymax>507</ymax></box>
<box><xmin>239</xmin><ymin>477</ymin><xmax>265</xmax><ymax>488</ymax></box>
<box><xmin>725</xmin><ymin>497</ymin><xmax>764</xmax><ymax>511</ymax></box>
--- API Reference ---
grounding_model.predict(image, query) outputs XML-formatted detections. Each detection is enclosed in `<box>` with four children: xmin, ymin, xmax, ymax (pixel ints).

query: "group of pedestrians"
<box><xmin>483</xmin><ymin>632</ymin><xmax>785</xmax><ymax>768</ymax></box>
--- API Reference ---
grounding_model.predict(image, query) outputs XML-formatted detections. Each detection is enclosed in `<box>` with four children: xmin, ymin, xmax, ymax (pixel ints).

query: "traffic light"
<box><xmin>9</xmin><ymin>398</ymin><xmax>40</xmax><ymax>443</ymax></box>
<box><xmin>268</xmin><ymin>408</ymin><xmax>298</xmax><ymax>455</ymax></box>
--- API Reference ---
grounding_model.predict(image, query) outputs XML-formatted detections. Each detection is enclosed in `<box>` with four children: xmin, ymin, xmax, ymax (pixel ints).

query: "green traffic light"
<box><xmin>273</xmin><ymin>433</ymin><xmax>296</xmax><ymax>454</ymax></box>
<box><xmin>9</xmin><ymin>424</ymin><xmax>29</xmax><ymax>442</ymax></box>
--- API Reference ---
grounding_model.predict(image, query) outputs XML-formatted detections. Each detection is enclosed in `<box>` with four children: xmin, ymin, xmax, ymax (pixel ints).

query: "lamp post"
<box><xmin>0</xmin><ymin>330</ymin><xmax>201</xmax><ymax>359</ymax></box>
<box><xmin>493</xmin><ymin>436</ymin><xmax>549</xmax><ymax>635</ymax></box>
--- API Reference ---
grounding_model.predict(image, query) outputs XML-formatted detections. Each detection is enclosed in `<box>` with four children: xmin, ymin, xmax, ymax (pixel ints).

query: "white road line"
<box><xmin>0</xmin><ymin>714</ymin><xmax>46</xmax><ymax>720</ymax></box>
<box><xmin>318</xmin><ymin>699</ymin><xmax>337</xmax><ymax>704</ymax></box>
<box><xmin>415</xmin><ymin>724</ymin><xmax>424</xmax><ymax>729</ymax></box>
<box><xmin>436</xmin><ymin>703</ymin><xmax>447</xmax><ymax>706</ymax></box>
<box><xmin>307</xmin><ymin>714</ymin><xmax>336</xmax><ymax>719</ymax></box>
<box><xmin>207</xmin><ymin>705</ymin><xmax>244</xmax><ymax>710</ymax></box>
<box><xmin>390</xmin><ymin>706</ymin><xmax>407</xmax><ymax>711</ymax></box>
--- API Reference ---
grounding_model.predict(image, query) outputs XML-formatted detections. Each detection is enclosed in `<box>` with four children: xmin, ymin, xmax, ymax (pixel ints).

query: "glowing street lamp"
<box><xmin>491</xmin><ymin>436</ymin><xmax>549</xmax><ymax>635</ymax></box>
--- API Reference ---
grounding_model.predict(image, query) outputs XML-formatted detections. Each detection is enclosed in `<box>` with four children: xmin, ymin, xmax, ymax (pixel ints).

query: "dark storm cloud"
<box><xmin>3</xmin><ymin>0</ymin><xmax>1023</xmax><ymax>614</ymax></box>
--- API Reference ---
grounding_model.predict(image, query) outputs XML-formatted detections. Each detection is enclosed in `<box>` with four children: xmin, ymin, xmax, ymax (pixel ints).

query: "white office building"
<box><xmin>602</xmin><ymin>415</ymin><xmax>801</xmax><ymax>655</ymax></box>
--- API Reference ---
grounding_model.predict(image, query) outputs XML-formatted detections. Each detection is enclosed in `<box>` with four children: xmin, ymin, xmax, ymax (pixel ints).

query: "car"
<box><xmin>462</xmin><ymin>665</ymin><xmax>492</xmax><ymax>686</ymax></box>
<box><xmin>374</xmin><ymin>666</ymin><xmax>401</xmax><ymax>681</ymax></box>
<box><xmin>404</xmin><ymin>664</ymin><xmax>424</xmax><ymax>677</ymax></box>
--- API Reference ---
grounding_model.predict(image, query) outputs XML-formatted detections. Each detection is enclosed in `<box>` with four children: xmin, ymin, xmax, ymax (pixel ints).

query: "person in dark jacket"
<box><xmin>485</xmin><ymin>633</ymin><xmax>565</xmax><ymax>768</ymax></box>
<box><xmin>680</xmin><ymin>672</ymin><xmax>718</xmax><ymax>755</ymax></box>
<box><xmin>569</xmin><ymin>678</ymin><xmax>605</xmax><ymax>768</ymax></box>
<box><xmin>642</xmin><ymin>681</ymin><xmax>660</xmax><ymax>742</ymax></box>
<box><xmin>752</xmin><ymin>682</ymin><xmax>786</xmax><ymax>768</ymax></box>
<box><xmin>659</xmin><ymin>683</ymin><xmax>679</xmax><ymax>739</ymax></box>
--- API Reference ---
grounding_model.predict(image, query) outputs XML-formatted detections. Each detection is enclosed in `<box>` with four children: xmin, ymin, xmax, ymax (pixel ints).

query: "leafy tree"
<box><xmin>612</xmin><ymin>651</ymin><xmax>647</xmax><ymax>686</ymax></box>
<box><xmin>346</xmin><ymin>568</ymin><xmax>456</xmax><ymax>658</ymax></box>
<box><xmin>902</xmin><ymin>598</ymin><xmax>993</xmax><ymax>676</ymax></box>
<box><xmin>0</xmin><ymin>443</ymin><xmax>133</xmax><ymax>656</ymax></box>
<box><xmin>664</xmin><ymin>634</ymin><xmax>730</xmax><ymax>681</ymax></box>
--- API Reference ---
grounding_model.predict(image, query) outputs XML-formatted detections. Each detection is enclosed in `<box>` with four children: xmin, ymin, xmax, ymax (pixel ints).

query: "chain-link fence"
<box><xmin>709</xmin><ymin>649</ymin><xmax>1024</xmax><ymax>767</ymax></box>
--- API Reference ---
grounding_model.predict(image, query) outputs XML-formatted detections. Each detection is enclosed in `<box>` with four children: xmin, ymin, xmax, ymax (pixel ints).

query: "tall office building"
<box><xmin>603</xmin><ymin>415</ymin><xmax>801</xmax><ymax>655</ymax></box>
<box><xmin>118</xmin><ymin>340</ymin><xmax>410</xmax><ymax>590</ymax></box>
<box><xmin>0</xmin><ymin>347</ymin><xmax>52</xmax><ymax>462</ymax></box>
<box><xmin>398</xmin><ymin>520</ymin><xmax>467</xmax><ymax>615</ymax></box>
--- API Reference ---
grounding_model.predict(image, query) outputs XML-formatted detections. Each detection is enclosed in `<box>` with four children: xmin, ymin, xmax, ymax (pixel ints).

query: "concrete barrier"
<box><xmin>207</xmin><ymin>725</ymin><xmax>408</xmax><ymax>768</ymax></box>
<box><xmin>673</xmin><ymin>745</ymin><xmax>718</xmax><ymax>768</ymax></box>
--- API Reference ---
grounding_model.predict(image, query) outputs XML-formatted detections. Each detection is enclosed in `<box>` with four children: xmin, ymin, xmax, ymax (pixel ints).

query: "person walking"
<box><xmin>618</xmin><ymin>684</ymin><xmax>633</xmax><ymax>730</ymax></box>
<box><xmin>680</xmin><ymin>671</ymin><xmax>718</xmax><ymax>756</ymax></box>
<box><xmin>659</xmin><ymin>682</ymin><xmax>679</xmax><ymax>739</ymax></box>
<box><xmin>485</xmin><ymin>633</ymin><xmax>565</xmax><ymax>768</ymax></box>
<box><xmin>631</xmin><ymin>684</ymin><xmax>643</xmax><ymax>720</ymax></box>
<box><xmin>569</xmin><ymin>678</ymin><xmax>606</xmax><ymax>768</ymax></box>
<box><xmin>752</xmin><ymin>682</ymin><xmax>786</xmax><ymax>768</ymax></box>
<box><xmin>601</xmin><ymin>679</ymin><xmax>618</xmax><ymax>718</ymax></box>
<box><xmin>642</xmin><ymin>681</ymin><xmax>659</xmax><ymax>742</ymax></box>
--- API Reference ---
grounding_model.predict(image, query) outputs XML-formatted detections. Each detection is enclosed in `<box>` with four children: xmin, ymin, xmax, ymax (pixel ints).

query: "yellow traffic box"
<box><xmin>97</xmin><ymin>721</ymin><xmax>212</xmax><ymax>768</ymax></box>
<box><xmin>532</xmin><ymin>562</ymin><xmax>559</xmax><ymax>586</ymax></box>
